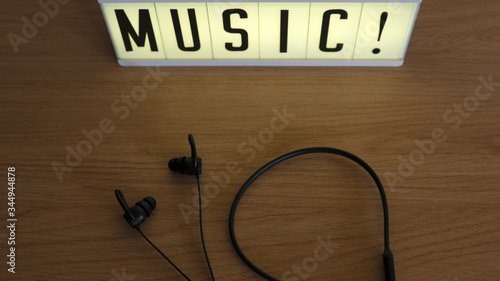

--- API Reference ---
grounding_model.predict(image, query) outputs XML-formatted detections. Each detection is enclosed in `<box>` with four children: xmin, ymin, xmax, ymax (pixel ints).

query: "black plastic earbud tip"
<box><xmin>144</xmin><ymin>196</ymin><xmax>156</xmax><ymax>210</ymax></box>
<box><xmin>168</xmin><ymin>157</ymin><xmax>178</xmax><ymax>172</ymax></box>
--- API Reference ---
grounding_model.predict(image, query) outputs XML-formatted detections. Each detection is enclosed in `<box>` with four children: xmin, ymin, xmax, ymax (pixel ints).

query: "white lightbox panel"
<box><xmin>98</xmin><ymin>0</ymin><xmax>422</xmax><ymax>66</ymax></box>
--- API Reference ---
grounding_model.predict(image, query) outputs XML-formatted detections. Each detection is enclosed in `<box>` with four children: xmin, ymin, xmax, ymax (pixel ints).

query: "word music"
<box><xmin>99</xmin><ymin>1</ymin><xmax>421</xmax><ymax>66</ymax></box>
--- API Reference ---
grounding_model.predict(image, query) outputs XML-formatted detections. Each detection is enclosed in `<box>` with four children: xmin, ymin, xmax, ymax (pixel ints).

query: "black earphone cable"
<box><xmin>136</xmin><ymin>227</ymin><xmax>192</xmax><ymax>281</ymax></box>
<box><xmin>197</xmin><ymin>174</ymin><xmax>216</xmax><ymax>281</ymax></box>
<box><xmin>132</xmin><ymin>174</ymin><xmax>216</xmax><ymax>281</ymax></box>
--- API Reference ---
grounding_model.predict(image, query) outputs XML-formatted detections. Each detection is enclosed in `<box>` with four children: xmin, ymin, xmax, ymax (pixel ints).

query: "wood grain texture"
<box><xmin>0</xmin><ymin>0</ymin><xmax>499</xmax><ymax>280</ymax></box>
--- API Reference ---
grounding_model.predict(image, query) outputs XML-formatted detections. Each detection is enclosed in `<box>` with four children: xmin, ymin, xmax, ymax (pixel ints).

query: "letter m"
<box><xmin>115</xmin><ymin>9</ymin><xmax>158</xmax><ymax>52</ymax></box>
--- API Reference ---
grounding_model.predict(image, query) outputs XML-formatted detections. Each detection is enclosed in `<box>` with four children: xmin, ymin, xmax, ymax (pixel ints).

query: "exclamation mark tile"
<box><xmin>372</xmin><ymin>11</ymin><xmax>388</xmax><ymax>55</ymax></box>
<box><xmin>353</xmin><ymin>3</ymin><xmax>418</xmax><ymax>60</ymax></box>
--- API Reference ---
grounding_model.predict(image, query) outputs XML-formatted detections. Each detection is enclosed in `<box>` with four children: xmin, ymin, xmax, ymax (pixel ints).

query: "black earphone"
<box><xmin>114</xmin><ymin>135</ymin><xmax>396</xmax><ymax>281</ymax></box>
<box><xmin>115</xmin><ymin>134</ymin><xmax>212</xmax><ymax>281</ymax></box>
<box><xmin>168</xmin><ymin>134</ymin><xmax>202</xmax><ymax>176</ymax></box>
<box><xmin>115</xmin><ymin>189</ymin><xmax>156</xmax><ymax>229</ymax></box>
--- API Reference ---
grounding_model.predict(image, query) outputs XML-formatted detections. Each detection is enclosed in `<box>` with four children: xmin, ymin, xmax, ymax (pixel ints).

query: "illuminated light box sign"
<box><xmin>98</xmin><ymin>0</ymin><xmax>421</xmax><ymax>66</ymax></box>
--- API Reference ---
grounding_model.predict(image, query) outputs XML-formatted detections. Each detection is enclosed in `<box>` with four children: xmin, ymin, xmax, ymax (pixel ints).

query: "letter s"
<box><xmin>111</xmin><ymin>99</ymin><xmax>130</xmax><ymax>120</ymax></box>
<box><xmin>443</xmin><ymin>109</ymin><xmax>462</xmax><ymax>129</ymax></box>
<box><xmin>237</xmin><ymin>141</ymin><xmax>256</xmax><ymax>162</ymax></box>
<box><xmin>223</xmin><ymin>9</ymin><xmax>249</xmax><ymax>51</ymax></box>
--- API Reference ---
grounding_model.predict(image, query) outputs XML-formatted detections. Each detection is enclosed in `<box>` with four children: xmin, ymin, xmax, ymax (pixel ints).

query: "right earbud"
<box><xmin>115</xmin><ymin>189</ymin><xmax>156</xmax><ymax>228</ymax></box>
<box><xmin>168</xmin><ymin>134</ymin><xmax>202</xmax><ymax>176</ymax></box>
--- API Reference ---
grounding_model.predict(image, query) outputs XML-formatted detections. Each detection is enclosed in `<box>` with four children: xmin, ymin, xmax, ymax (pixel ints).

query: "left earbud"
<box><xmin>115</xmin><ymin>189</ymin><xmax>156</xmax><ymax>228</ymax></box>
<box><xmin>168</xmin><ymin>134</ymin><xmax>202</xmax><ymax>176</ymax></box>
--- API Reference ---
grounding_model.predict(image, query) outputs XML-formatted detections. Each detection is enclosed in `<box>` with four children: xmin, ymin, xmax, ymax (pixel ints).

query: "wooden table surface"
<box><xmin>1</xmin><ymin>1</ymin><xmax>499</xmax><ymax>280</ymax></box>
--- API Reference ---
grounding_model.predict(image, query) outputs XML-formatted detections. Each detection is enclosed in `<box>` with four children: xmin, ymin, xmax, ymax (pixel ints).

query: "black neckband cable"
<box><xmin>229</xmin><ymin>147</ymin><xmax>396</xmax><ymax>281</ymax></box>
